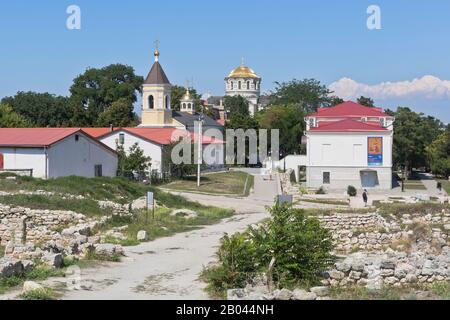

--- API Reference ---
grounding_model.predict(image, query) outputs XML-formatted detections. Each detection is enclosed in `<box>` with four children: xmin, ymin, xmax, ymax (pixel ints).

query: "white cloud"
<box><xmin>329</xmin><ymin>75</ymin><xmax>450</xmax><ymax>101</ymax></box>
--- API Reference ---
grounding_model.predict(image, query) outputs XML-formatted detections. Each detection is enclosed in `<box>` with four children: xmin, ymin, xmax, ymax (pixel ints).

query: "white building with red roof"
<box><xmin>304</xmin><ymin>101</ymin><xmax>395</xmax><ymax>190</ymax></box>
<box><xmin>83</xmin><ymin>127</ymin><xmax>224</xmax><ymax>174</ymax></box>
<box><xmin>0</xmin><ymin>128</ymin><xmax>118</xmax><ymax>179</ymax></box>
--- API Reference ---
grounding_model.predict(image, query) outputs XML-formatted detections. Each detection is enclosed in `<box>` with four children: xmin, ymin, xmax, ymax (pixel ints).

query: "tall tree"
<box><xmin>224</xmin><ymin>95</ymin><xmax>249</xmax><ymax>116</ymax></box>
<box><xmin>1</xmin><ymin>91</ymin><xmax>71</xmax><ymax>127</ymax></box>
<box><xmin>393</xmin><ymin>107</ymin><xmax>443</xmax><ymax>175</ymax></box>
<box><xmin>269</xmin><ymin>79</ymin><xmax>334</xmax><ymax>113</ymax></box>
<box><xmin>69</xmin><ymin>64</ymin><xmax>143</xmax><ymax>126</ymax></box>
<box><xmin>426</xmin><ymin>132</ymin><xmax>450</xmax><ymax>178</ymax></box>
<box><xmin>0</xmin><ymin>104</ymin><xmax>31</xmax><ymax>128</ymax></box>
<box><xmin>116</xmin><ymin>142</ymin><xmax>151</xmax><ymax>173</ymax></box>
<box><xmin>170</xmin><ymin>85</ymin><xmax>202</xmax><ymax>112</ymax></box>
<box><xmin>357</xmin><ymin>96</ymin><xmax>375</xmax><ymax>107</ymax></box>
<box><xmin>96</xmin><ymin>98</ymin><xmax>138</xmax><ymax>127</ymax></box>
<box><xmin>258</xmin><ymin>104</ymin><xmax>305</xmax><ymax>156</ymax></box>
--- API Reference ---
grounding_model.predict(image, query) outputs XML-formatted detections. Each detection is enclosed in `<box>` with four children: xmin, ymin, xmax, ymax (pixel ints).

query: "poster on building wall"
<box><xmin>368</xmin><ymin>137</ymin><xmax>383</xmax><ymax>166</ymax></box>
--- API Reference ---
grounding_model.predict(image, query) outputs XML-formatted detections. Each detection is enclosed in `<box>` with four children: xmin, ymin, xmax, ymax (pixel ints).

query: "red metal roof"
<box><xmin>309</xmin><ymin>101</ymin><xmax>389</xmax><ymax>118</ymax></box>
<box><xmin>309</xmin><ymin>119</ymin><xmax>388</xmax><ymax>132</ymax></box>
<box><xmin>86</xmin><ymin>127</ymin><xmax>224</xmax><ymax>145</ymax></box>
<box><xmin>81</xmin><ymin>128</ymin><xmax>113</xmax><ymax>138</ymax></box>
<box><xmin>0</xmin><ymin>128</ymin><xmax>81</xmax><ymax>147</ymax></box>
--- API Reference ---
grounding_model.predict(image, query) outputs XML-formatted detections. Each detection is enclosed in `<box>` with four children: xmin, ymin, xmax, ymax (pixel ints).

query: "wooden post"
<box><xmin>267</xmin><ymin>257</ymin><xmax>276</xmax><ymax>292</ymax></box>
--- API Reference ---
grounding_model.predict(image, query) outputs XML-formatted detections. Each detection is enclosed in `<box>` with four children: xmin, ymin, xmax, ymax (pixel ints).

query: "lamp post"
<box><xmin>197</xmin><ymin>113</ymin><xmax>204</xmax><ymax>188</ymax></box>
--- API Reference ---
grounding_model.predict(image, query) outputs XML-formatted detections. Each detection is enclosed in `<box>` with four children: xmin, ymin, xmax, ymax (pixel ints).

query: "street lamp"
<box><xmin>197</xmin><ymin>113</ymin><xmax>204</xmax><ymax>188</ymax></box>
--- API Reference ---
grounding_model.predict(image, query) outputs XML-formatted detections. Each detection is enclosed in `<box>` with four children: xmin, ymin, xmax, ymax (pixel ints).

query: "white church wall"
<box><xmin>100</xmin><ymin>131</ymin><xmax>164</xmax><ymax>173</ymax></box>
<box><xmin>47</xmin><ymin>133</ymin><xmax>118</xmax><ymax>178</ymax></box>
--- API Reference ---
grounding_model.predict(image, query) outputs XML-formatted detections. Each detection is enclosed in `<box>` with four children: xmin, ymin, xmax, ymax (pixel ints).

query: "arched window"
<box><xmin>238</xmin><ymin>81</ymin><xmax>241</xmax><ymax>90</ymax></box>
<box><xmin>165</xmin><ymin>95</ymin><xmax>170</xmax><ymax>109</ymax></box>
<box><xmin>247</xmin><ymin>81</ymin><xmax>250</xmax><ymax>90</ymax></box>
<box><xmin>182</xmin><ymin>103</ymin><xmax>186</xmax><ymax>109</ymax></box>
<box><xmin>188</xmin><ymin>103</ymin><xmax>192</xmax><ymax>109</ymax></box>
<box><xmin>230</xmin><ymin>81</ymin><xmax>233</xmax><ymax>90</ymax></box>
<box><xmin>148</xmin><ymin>95</ymin><xmax>154</xmax><ymax>109</ymax></box>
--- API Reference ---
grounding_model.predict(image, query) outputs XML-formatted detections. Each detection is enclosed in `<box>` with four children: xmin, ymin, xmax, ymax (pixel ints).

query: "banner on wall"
<box><xmin>368</xmin><ymin>137</ymin><xmax>383</xmax><ymax>167</ymax></box>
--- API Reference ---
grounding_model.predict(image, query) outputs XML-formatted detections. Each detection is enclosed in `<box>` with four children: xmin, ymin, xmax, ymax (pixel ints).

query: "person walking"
<box><xmin>362</xmin><ymin>189</ymin><xmax>369</xmax><ymax>207</ymax></box>
<box><xmin>437</xmin><ymin>181</ymin><xmax>442</xmax><ymax>193</ymax></box>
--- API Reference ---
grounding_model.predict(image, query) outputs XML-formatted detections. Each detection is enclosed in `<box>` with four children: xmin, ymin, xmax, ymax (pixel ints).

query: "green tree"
<box><xmin>97</xmin><ymin>98</ymin><xmax>138</xmax><ymax>127</ymax></box>
<box><xmin>393</xmin><ymin>107</ymin><xmax>443</xmax><ymax>175</ymax></box>
<box><xmin>203</xmin><ymin>204</ymin><xmax>335</xmax><ymax>296</ymax></box>
<box><xmin>257</xmin><ymin>104</ymin><xmax>305</xmax><ymax>156</ymax></box>
<box><xmin>357</xmin><ymin>96</ymin><xmax>375</xmax><ymax>107</ymax></box>
<box><xmin>224</xmin><ymin>95</ymin><xmax>249</xmax><ymax>115</ymax></box>
<box><xmin>116</xmin><ymin>142</ymin><xmax>151</xmax><ymax>172</ymax></box>
<box><xmin>0</xmin><ymin>104</ymin><xmax>31</xmax><ymax>128</ymax></box>
<box><xmin>170</xmin><ymin>85</ymin><xmax>202</xmax><ymax>112</ymax></box>
<box><xmin>69</xmin><ymin>64</ymin><xmax>143</xmax><ymax>126</ymax></box>
<box><xmin>163</xmin><ymin>141</ymin><xmax>198</xmax><ymax>179</ymax></box>
<box><xmin>329</xmin><ymin>96</ymin><xmax>345</xmax><ymax>106</ymax></box>
<box><xmin>426</xmin><ymin>130</ymin><xmax>450</xmax><ymax>178</ymax></box>
<box><xmin>1</xmin><ymin>91</ymin><xmax>71</xmax><ymax>127</ymax></box>
<box><xmin>269</xmin><ymin>79</ymin><xmax>335</xmax><ymax>113</ymax></box>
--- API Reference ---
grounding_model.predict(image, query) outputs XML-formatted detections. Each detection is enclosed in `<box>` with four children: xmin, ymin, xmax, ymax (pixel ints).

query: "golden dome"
<box><xmin>227</xmin><ymin>65</ymin><xmax>259</xmax><ymax>78</ymax></box>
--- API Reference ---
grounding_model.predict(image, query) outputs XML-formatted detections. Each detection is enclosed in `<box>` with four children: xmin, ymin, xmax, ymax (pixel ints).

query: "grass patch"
<box><xmin>403</xmin><ymin>181</ymin><xmax>427</xmax><ymax>190</ymax></box>
<box><xmin>375</xmin><ymin>202</ymin><xmax>450</xmax><ymax>220</ymax></box>
<box><xmin>0</xmin><ymin>245</ymin><xmax>4</xmax><ymax>257</ymax></box>
<box><xmin>0</xmin><ymin>194</ymin><xmax>113</xmax><ymax>217</ymax></box>
<box><xmin>298</xmin><ymin>198</ymin><xmax>349</xmax><ymax>206</ymax></box>
<box><xmin>0</xmin><ymin>265</ymin><xmax>65</xmax><ymax>294</ymax></box>
<box><xmin>329</xmin><ymin>286</ymin><xmax>405</xmax><ymax>300</ymax></box>
<box><xmin>162</xmin><ymin>171</ymin><xmax>253</xmax><ymax>196</ymax></box>
<box><xmin>0</xmin><ymin>175</ymin><xmax>150</xmax><ymax>204</ymax></box>
<box><xmin>96</xmin><ymin>206</ymin><xmax>234</xmax><ymax>245</ymax></box>
<box><xmin>302</xmin><ymin>207</ymin><xmax>373</xmax><ymax>216</ymax></box>
<box><xmin>20</xmin><ymin>288</ymin><xmax>55</xmax><ymax>300</ymax></box>
<box><xmin>439</xmin><ymin>180</ymin><xmax>450</xmax><ymax>194</ymax></box>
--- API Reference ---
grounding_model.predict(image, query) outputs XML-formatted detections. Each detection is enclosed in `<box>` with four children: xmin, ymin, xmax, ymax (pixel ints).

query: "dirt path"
<box><xmin>54</xmin><ymin>173</ymin><xmax>277</xmax><ymax>300</ymax></box>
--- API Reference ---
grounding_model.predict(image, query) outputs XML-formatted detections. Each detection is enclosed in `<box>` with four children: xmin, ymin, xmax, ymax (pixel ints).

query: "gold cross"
<box><xmin>154</xmin><ymin>39</ymin><xmax>160</xmax><ymax>51</ymax></box>
<box><xmin>241</xmin><ymin>57</ymin><xmax>245</xmax><ymax>66</ymax></box>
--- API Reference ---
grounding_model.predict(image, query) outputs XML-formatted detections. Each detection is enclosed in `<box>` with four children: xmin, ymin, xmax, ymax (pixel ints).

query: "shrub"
<box><xmin>299</xmin><ymin>186</ymin><xmax>309</xmax><ymax>195</ymax></box>
<box><xmin>20</xmin><ymin>288</ymin><xmax>55</xmax><ymax>300</ymax></box>
<box><xmin>315</xmin><ymin>186</ymin><xmax>326</xmax><ymax>195</ymax></box>
<box><xmin>347</xmin><ymin>186</ymin><xmax>357</xmax><ymax>197</ymax></box>
<box><xmin>202</xmin><ymin>204</ymin><xmax>335</xmax><ymax>297</ymax></box>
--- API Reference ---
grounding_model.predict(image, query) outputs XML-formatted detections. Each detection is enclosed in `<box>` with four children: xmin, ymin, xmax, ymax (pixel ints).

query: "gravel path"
<box><xmin>56</xmin><ymin>173</ymin><xmax>277</xmax><ymax>300</ymax></box>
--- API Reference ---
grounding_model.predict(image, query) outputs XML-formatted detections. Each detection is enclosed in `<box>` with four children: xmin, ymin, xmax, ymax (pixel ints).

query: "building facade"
<box><xmin>304</xmin><ymin>101</ymin><xmax>395</xmax><ymax>190</ymax></box>
<box><xmin>224</xmin><ymin>63</ymin><xmax>262</xmax><ymax>116</ymax></box>
<box><xmin>0</xmin><ymin>128</ymin><xmax>118</xmax><ymax>179</ymax></box>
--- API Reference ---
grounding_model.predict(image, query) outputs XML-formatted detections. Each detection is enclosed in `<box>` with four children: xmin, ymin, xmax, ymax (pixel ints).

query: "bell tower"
<box><xmin>141</xmin><ymin>42</ymin><xmax>173</xmax><ymax>127</ymax></box>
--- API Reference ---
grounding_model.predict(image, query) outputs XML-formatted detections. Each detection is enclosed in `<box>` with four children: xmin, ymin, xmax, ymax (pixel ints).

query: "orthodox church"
<box><xmin>140</xmin><ymin>48</ymin><xmax>222</xmax><ymax>133</ymax></box>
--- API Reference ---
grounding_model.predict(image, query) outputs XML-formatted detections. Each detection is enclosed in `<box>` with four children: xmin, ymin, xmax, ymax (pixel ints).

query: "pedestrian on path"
<box><xmin>362</xmin><ymin>189</ymin><xmax>369</xmax><ymax>207</ymax></box>
<box><xmin>437</xmin><ymin>181</ymin><xmax>442</xmax><ymax>193</ymax></box>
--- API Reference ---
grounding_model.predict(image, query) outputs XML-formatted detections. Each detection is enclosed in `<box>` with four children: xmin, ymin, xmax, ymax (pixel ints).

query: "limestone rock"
<box><xmin>0</xmin><ymin>257</ymin><xmax>24</xmax><ymax>278</ymax></box>
<box><xmin>22</xmin><ymin>281</ymin><xmax>43</xmax><ymax>294</ymax></box>
<box><xmin>170</xmin><ymin>209</ymin><xmax>198</xmax><ymax>219</ymax></box>
<box><xmin>137</xmin><ymin>230</ymin><xmax>149</xmax><ymax>242</ymax></box>
<box><xmin>273</xmin><ymin>289</ymin><xmax>293</xmax><ymax>300</ymax></box>
<box><xmin>292</xmin><ymin>289</ymin><xmax>317</xmax><ymax>300</ymax></box>
<box><xmin>42</xmin><ymin>253</ymin><xmax>63</xmax><ymax>268</ymax></box>
<box><xmin>227</xmin><ymin>289</ymin><xmax>247</xmax><ymax>300</ymax></box>
<box><xmin>310</xmin><ymin>286</ymin><xmax>329</xmax><ymax>297</ymax></box>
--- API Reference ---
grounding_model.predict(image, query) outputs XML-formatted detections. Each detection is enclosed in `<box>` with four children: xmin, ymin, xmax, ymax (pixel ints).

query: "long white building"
<box><xmin>0</xmin><ymin>128</ymin><xmax>118</xmax><ymax>179</ymax></box>
<box><xmin>304</xmin><ymin>101</ymin><xmax>395</xmax><ymax>190</ymax></box>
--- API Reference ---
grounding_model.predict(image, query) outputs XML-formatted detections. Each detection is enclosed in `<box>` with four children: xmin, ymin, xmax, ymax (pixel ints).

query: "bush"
<box><xmin>347</xmin><ymin>186</ymin><xmax>357</xmax><ymax>197</ymax></box>
<box><xmin>299</xmin><ymin>186</ymin><xmax>309</xmax><ymax>195</ymax></box>
<box><xmin>202</xmin><ymin>204</ymin><xmax>335</xmax><ymax>297</ymax></box>
<box><xmin>316</xmin><ymin>186</ymin><xmax>327</xmax><ymax>195</ymax></box>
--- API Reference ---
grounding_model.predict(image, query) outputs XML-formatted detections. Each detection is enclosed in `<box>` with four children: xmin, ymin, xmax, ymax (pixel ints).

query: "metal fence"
<box><xmin>0</xmin><ymin>169</ymin><xmax>33</xmax><ymax>177</ymax></box>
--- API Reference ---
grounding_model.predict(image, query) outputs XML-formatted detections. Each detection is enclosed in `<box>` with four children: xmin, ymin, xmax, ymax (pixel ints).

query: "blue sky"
<box><xmin>0</xmin><ymin>0</ymin><xmax>449</xmax><ymax>121</ymax></box>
